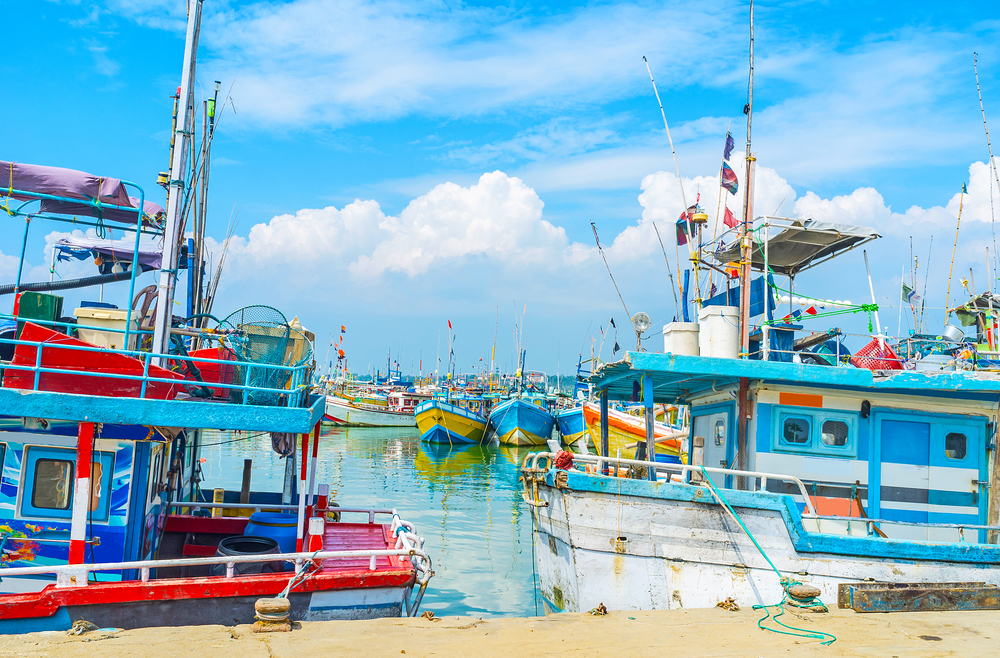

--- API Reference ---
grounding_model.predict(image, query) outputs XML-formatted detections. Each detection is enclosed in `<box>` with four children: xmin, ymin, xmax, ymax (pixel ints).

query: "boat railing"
<box><xmin>521</xmin><ymin>451</ymin><xmax>818</xmax><ymax>517</ymax></box>
<box><xmin>166</xmin><ymin>502</ymin><xmax>403</xmax><ymax>525</ymax></box>
<box><xmin>0</xmin><ymin>318</ymin><xmax>311</xmax><ymax>408</ymax></box>
<box><xmin>806</xmin><ymin>514</ymin><xmax>1000</xmax><ymax>538</ymax></box>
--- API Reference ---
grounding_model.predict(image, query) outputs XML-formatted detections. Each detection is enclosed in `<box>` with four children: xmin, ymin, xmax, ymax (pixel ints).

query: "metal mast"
<box><xmin>152</xmin><ymin>0</ymin><xmax>203</xmax><ymax>362</ymax></box>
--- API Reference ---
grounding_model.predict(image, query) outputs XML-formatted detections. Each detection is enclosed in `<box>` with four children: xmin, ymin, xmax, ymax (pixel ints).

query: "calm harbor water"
<box><xmin>199</xmin><ymin>426</ymin><xmax>541</xmax><ymax>617</ymax></box>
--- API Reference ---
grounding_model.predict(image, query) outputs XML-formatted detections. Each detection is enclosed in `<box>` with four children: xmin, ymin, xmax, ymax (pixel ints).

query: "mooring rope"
<box><xmin>698</xmin><ymin>466</ymin><xmax>837</xmax><ymax>645</ymax></box>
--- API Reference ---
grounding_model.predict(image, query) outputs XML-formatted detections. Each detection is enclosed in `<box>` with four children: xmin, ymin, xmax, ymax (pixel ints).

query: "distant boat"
<box><xmin>555</xmin><ymin>406</ymin><xmax>586</xmax><ymax>444</ymax></box>
<box><xmin>489</xmin><ymin>397</ymin><xmax>555</xmax><ymax>446</ymax></box>
<box><xmin>581</xmin><ymin>402</ymin><xmax>686</xmax><ymax>460</ymax></box>
<box><xmin>324</xmin><ymin>389</ymin><xmax>429</xmax><ymax>427</ymax></box>
<box><xmin>415</xmin><ymin>398</ymin><xmax>488</xmax><ymax>444</ymax></box>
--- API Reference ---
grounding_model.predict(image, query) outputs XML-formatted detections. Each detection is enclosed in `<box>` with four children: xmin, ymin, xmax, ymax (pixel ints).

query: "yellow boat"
<box><xmin>415</xmin><ymin>399</ymin><xmax>487</xmax><ymax>444</ymax></box>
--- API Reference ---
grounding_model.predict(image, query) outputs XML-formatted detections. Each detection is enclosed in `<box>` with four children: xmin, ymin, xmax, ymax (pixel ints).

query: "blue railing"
<box><xmin>0</xmin><ymin>319</ymin><xmax>311</xmax><ymax>409</ymax></box>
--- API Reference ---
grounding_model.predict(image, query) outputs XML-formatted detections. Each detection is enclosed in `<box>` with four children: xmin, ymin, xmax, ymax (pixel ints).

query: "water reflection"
<box><xmin>200</xmin><ymin>426</ymin><xmax>540</xmax><ymax>617</ymax></box>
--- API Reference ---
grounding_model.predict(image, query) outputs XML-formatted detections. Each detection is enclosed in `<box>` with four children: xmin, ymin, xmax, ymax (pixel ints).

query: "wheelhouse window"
<box><xmin>782</xmin><ymin>417</ymin><xmax>811</xmax><ymax>444</ymax></box>
<box><xmin>945</xmin><ymin>432</ymin><xmax>967</xmax><ymax>460</ymax></box>
<box><xmin>821</xmin><ymin>420</ymin><xmax>849</xmax><ymax>446</ymax></box>
<box><xmin>714</xmin><ymin>419</ymin><xmax>726</xmax><ymax>446</ymax></box>
<box><xmin>32</xmin><ymin>459</ymin><xmax>73</xmax><ymax>510</ymax></box>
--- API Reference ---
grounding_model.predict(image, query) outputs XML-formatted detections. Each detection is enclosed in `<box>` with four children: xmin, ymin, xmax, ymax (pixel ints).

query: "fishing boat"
<box><xmin>323</xmin><ymin>389</ymin><xmax>427</xmax><ymax>427</ymax></box>
<box><xmin>0</xmin><ymin>5</ymin><xmax>433</xmax><ymax>631</ymax></box>
<box><xmin>415</xmin><ymin>396</ymin><xmax>488</xmax><ymax>444</ymax></box>
<box><xmin>554</xmin><ymin>406</ymin><xmax>585</xmax><ymax>444</ymax></box>
<box><xmin>580</xmin><ymin>401</ymin><xmax>685</xmax><ymax>460</ymax></box>
<box><xmin>488</xmin><ymin>396</ymin><xmax>555</xmax><ymax>446</ymax></box>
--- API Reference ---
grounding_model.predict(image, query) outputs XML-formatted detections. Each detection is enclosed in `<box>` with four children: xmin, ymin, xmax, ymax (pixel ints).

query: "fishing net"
<box><xmin>222</xmin><ymin>305</ymin><xmax>313</xmax><ymax>406</ymax></box>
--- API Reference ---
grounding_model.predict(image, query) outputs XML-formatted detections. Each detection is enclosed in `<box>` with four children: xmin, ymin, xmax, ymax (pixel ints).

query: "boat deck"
<box><xmin>321</xmin><ymin>523</ymin><xmax>408</xmax><ymax>572</ymax></box>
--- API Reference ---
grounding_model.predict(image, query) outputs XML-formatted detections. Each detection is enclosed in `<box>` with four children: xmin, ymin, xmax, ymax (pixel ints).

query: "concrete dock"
<box><xmin>2</xmin><ymin>607</ymin><xmax>996</xmax><ymax>657</ymax></box>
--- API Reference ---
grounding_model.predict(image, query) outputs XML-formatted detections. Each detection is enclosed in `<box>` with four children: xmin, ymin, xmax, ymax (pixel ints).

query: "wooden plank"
<box><xmin>837</xmin><ymin>581</ymin><xmax>985</xmax><ymax>609</ymax></box>
<box><xmin>849</xmin><ymin>584</ymin><xmax>1000</xmax><ymax>613</ymax></box>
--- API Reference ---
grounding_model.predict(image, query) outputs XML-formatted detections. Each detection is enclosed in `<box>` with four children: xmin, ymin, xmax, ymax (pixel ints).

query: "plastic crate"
<box><xmin>850</xmin><ymin>337</ymin><xmax>903</xmax><ymax>370</ymax></box>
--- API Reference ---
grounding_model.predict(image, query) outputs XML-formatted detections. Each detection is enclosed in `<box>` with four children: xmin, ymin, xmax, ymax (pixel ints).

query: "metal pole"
<box><xmin>762</xmin><ymin>217</ymin><xmax>770</xmax><ymax>360</ymax></box>
<box><xmin>69</xmin><ymin>422</ymin><xmax>95</xmax><ymax>564</ymax></box>
<box><xmin>308</xmin><ymin>424</ymin><xmax>320</xmax><ymax>506</ymax></box>
<box><xmin>296</xmin><ymin>428</ymin><xmax>310</xmax><ymax>551</ymax></box>
<box><xmin>863</xmin><ymin>250</ymin><xmax>882</xmax><ymax>334</ymax></box>
<box><xmin>152</xmin><ymin>0</ymin><xmax>203</xmax><ymax>364</ymax></box>
<box><xmin>600</xmin><ymin>389</ymin><xmax>610</xmax><ymax>476</ymax></box>
<box><xmin>643</xmin><ymin>375</ymin><xmax>656</xmax><ymax>481</ymax></box>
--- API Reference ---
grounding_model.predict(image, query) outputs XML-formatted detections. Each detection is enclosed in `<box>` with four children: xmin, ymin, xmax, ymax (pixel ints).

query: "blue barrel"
<box><xmin>244</xmin><ymin>512</ymin><xmax>298</xmax><ymax>554</ymax></box>
<box><xmin>654</xmin><ymin>454</ymin><xmax>682</xmax><ymax>464</ymax></box>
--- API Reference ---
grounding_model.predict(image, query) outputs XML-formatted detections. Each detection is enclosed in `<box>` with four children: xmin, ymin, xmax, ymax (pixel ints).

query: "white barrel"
<box><xmin>662</xmin><ymin>322</ymin><xmax>699</xmax><ymax>356</ymax></box>
<box><xmin>697</xmin><ymin>306</ymin><xmax>740</xmax><ymax>359</ymax></box>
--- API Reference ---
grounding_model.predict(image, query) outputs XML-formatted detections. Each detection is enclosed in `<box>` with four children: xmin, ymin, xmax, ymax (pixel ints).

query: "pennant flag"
<box><xmin>720</xmin><ymin>162</ymin><xmax>739</xmax><ymax>195</ymax></box>
<box><xmin>676</xmin><ymin>217</ymin><xmax>689</xmax><ymax>246</ymax></box>
<box><xmin>902</xmin><ymin>282</ymin><xmax>920</xmax><ymax>304</ymax></box>
<box><xmin>613</xmin><ymin>341</ymin><xmax>620</xmax><ymax>355</ymax></box>
<box><xmin>610</xmin><ymin>317</ymin><xmax>616</xmax><ymax>328</ymax></box>
<box><xmin>447</xmin><ymin>319</ymin><xmax>452</xmax><ymax>329</ymax></box>
<box><xmin>805</xmin><ymin>306</ymin><xmax>818</xmax><ymax>315</ymax></box>
<box><xmin>341</xmin><ymin>325</ymin><xmax>346</xmax><ymax>333</ymax></box>
<box><xmin>723</xmin><ymin>132</ymin><xmax>735</xmax><ymax>161</ymax></box>
<box><xmin>723</xmin><ymin>206</ymin><xmax>739</xmax><ymax>229</ymax></box>
<box><xmin>963</xmin><ymin>183</ymin><xmax>968</xmax><ymax>194</ymax></box>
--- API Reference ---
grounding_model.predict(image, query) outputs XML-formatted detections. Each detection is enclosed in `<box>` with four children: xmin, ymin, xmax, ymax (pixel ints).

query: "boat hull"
<box><xmin>415</xmin><ymin>401</ymin><xmax>486</xmax><ymax>444</ymax></box>
<box><xmin>526</xmin><ymin>467</ymin><xmax>1000</xmax><ymax>614</ymax></box>
<box><xmin>581</xmin><ymin>402</ymin><xmax>684</xmax><ymax>460</ymax></box>
<box><xmin>324</xmin><ymin>396</ymin><xmax>415</xmax><ymax>427</ymax></box>
<box><xmin>489</xmin><ymin>399</ymin><xmax>555</xmax><ymax>446</ymax></box>
<box><xmin>555</xmin><ymin>407</ymin><xmax>585</xmax><ymax>444</ymax></box>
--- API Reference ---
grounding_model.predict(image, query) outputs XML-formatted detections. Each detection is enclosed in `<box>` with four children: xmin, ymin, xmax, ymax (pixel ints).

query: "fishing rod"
<box><xmin>651</xmin><ymin>221</ymin><xmax>681</xmax><ymax>318</ymax></box>
<box><xmin>945</xmin><ymin>184</ymin><xmax>966</xmax><ymax>325</ymax></box>
<box><xmin>920</xmin><ymin>236</ymin><xmax>932</xmax><ymax>333</ymax></box>
<box><xmin>643</xmin><ymin>55</ymin><xmax>698</xmax><ymax>305</ymax></box>
<box><xmin>590</xmin><ymin>222</ymin><xmax>631</xmax><ymax>319</ymax></box>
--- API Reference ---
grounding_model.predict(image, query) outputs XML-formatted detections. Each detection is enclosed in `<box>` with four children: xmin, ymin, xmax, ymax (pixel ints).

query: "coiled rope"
<box><xmin>698</xmin><ymin>466</ymin><xmax>837</xmax><ymax>645</ymax></box>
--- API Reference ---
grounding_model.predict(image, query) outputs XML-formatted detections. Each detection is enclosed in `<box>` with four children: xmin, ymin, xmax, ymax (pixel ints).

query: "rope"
<box><xmin>698</xmin><ymin>467</ymin><xmax>836</xmax><ymax>645</ymax></box>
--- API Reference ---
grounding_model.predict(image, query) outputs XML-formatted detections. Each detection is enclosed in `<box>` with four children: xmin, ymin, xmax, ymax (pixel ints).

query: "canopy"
<box><xmin>713</xmin><ymin>217</ymin><xmax>880</xmax><ymax>276</ymax></box>
<box><xmin>0</xmin><ymin>161</ymin><xmax>164</xmax><ymax>225</ymax></box>
<box><xmin>55</xmin><ymin>236</ymin><xmax>164</xmax><ymax>273</ymax></box>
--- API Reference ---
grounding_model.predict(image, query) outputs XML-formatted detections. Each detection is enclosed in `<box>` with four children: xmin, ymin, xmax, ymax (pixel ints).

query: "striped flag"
<box><xmin>720</xmin><ymin>162</ymin><xmax>739</xmax><ymax>195</ymax></box>
<box><xmin>902</xmin><ymin>282</ymin><xmax>920</xmax><ymax>304</ymax></box>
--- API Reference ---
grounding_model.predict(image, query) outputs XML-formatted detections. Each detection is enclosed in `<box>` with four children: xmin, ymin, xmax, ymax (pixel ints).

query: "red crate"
<box><xmin>850</xmin><ymin>337</ymin><xmax>903</xmax><ymax>371</ymax></box>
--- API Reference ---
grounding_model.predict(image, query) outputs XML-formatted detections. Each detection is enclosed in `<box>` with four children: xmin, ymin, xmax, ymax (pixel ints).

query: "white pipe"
<box><xmin>863</xmin><ymin>250</ymin><xmax>882</xmax><ymax>334</ymax></box>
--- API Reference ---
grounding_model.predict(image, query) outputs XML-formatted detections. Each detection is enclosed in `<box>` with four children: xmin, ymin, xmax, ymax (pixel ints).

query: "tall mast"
<box><xmin>738</xmin><ymin>0</ymin><xmax>755</xmax><ymax>359</ymax></box>
<box><xmin>152</xmin><ymin>0</ymin><xmax>203</xmax><ymax>362</ymax></box>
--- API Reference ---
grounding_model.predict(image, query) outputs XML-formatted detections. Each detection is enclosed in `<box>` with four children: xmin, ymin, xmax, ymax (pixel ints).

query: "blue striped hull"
<box><xmin>489</xmin><ymin>399</ymin><xmax>555</xmax><ymax>446</ymax></box>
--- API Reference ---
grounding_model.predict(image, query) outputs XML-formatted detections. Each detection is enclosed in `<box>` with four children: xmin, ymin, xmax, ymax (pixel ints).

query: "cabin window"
<box><xmin>782</xmin><ymin>417</ymin><xmax>811</xmax><ymax>444</ymax></box>
<box><xmin>945</xmin><ymin>432</ymin><xmax>967</xmax><ymax>460</ymax></box>
<box><xmin>714</xmin><ymin>419</ymin><xmax>726</xmax><ymax>446</ymax></box>
<box><xmin>821</xmin><ymin>420</ymin><xmax>849</xmax><ymax>447</ymax></box>
<box><xmin>32</xmin><ymin>459</ymin><xmax>73</xmax><ymax>510</ymax></box>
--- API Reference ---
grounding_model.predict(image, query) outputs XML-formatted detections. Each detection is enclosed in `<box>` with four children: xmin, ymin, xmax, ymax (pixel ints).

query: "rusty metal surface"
<box><xmin>837</xmin><ymin>581</ymin><xmax>986</xmax><ymax>608</ymax></box>
<box><xmin>847</xmin><ymin>583</ymin><xmax>1000</xmax><ymax>613</ymax></box>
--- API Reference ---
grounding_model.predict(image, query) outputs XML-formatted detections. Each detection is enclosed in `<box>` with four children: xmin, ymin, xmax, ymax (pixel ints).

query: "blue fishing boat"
<box><xmin>489</xmin><ymin>397</ymin><xmax>555</xmax><ymax>446</ymax></box>
<box><xmin>554</xmin><ymin>406</ymin><xmax>585</xmax><ymax>444</ymax></box>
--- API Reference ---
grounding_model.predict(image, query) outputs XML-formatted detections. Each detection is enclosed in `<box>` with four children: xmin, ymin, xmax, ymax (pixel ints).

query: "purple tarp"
<box><xmin>55</xmin><ymin>236</ymin><xmax>163</xmax><ymax>272</ymax></box>
<box><xmin>0</xmin><ymin>161</ymin><xmax>164</xmax><ymax>225</ymax></box>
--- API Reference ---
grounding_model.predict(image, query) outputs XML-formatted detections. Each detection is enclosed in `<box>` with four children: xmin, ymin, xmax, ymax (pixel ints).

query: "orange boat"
<box><xmin>581</xmin><ymin>402</ymin><xmax>687</xmax><ymax>461</ymax></box>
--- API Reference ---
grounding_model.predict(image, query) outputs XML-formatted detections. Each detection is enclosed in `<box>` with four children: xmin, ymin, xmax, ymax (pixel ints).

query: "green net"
<box><xmin>222</xmin><ymin>305</ymin><xmax>313</xmax><ymax>406</ymax></box>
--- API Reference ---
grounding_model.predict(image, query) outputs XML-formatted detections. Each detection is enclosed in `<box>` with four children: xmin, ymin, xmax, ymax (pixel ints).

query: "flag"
<box><xmin>723</xmin><ymin>132</ymin><xmax>735</xmax><ymax>161</ymax></box>
<box><xmin>610</xmin><ymin>318</ymin><xmax>616</xmax><ymax>328</ymax></box>
<box><xmin>447</xmin><ymin>319</ymin><xmax>452</xmax><ymax>329</ymax></box>
<box><xmin>613</xmin><ymin>341</ymin><xmax>620</xmax><ymax>355</ymax></box>
<box><xmin>723</xmin><ymin>206</ymin><xmax>738</xmax><ymax>229</ymax></box>
<box><xmin>902</xmin><ymin>282</ymin><xmax>920</xmax><ymax>304</ymax></box>
<box><xmin>720</xmin><ymin>162</ymin><xmax>739</xmax><ymax>195</ymax></box>
<box><xmin>676</xmin><ymin>217</ymin><xmax>689</xmax><ymax>246</ymax></box>
<box><xmin>805</xmin><ymin>306</ymin><xmax>818</xmax><ymax>315</ymax></box>
<box><xmin>341</xmin><ymin>325</ymin><xmax>346</xmax><ymax>333</ymax></box>
<box><xmin>963</xmin><ymin>183</ymin><xmax>968</xmax><ymax>194</ymax></box>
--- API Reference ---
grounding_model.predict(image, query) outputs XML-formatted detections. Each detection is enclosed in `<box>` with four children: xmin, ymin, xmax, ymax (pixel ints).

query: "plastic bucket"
<box><xmin>244</xmin><ymin>511</ymin><xmax>299</xmax><ymax>554</ymax></box>
<box><xmin>662</xmin><ymin>322</ymin><xmax>699</xmax><ymax>356</ymax></box>
<box><xmin>697</xmin><ymin>306</ymin><xmax>740</xmax><ymax>359</ymax></box>
<box><xmin>209</xmin><ymin>535</ymin><xmax>281</xmax><ymax>576</ymax></box>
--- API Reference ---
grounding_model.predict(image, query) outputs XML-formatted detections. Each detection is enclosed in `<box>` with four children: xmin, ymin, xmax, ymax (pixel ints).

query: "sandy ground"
<box><xmin>1</xmin><ymin>607</ymin><xmax>997</xmax><ymax>657</ymax></box>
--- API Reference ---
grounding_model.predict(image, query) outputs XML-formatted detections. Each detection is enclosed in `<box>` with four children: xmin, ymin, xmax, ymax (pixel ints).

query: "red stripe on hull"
<box><xmin>0</xmin><ymin>567</ymin><xmax>416</xmax><ymax>621</ymax></box>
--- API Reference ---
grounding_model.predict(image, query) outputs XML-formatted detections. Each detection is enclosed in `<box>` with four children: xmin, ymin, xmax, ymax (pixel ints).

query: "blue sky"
<box><xmin>4</xmin><ymin>1</ymin><xmax>1000</xmax><ymax>375</ymax></box>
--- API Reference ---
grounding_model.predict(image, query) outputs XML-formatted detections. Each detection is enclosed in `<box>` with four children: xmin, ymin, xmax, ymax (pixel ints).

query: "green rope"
<box><xmin>698</xmin><ymin>467</ymin><xmax>837</xmax><ymax>646</ymax></box>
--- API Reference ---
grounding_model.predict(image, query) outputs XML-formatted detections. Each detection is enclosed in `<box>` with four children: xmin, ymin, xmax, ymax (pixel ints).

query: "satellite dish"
<box><xmin>631</xmin><ymin>312</ymin><xmax>652</xmax><ymax>334</ymax></box>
